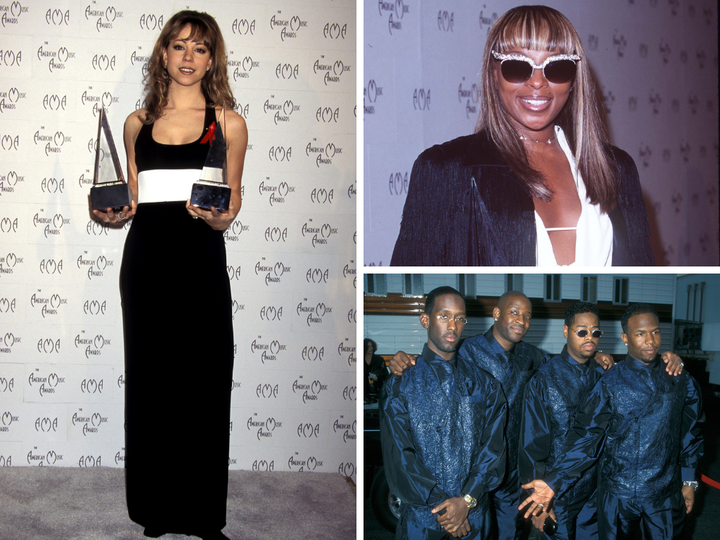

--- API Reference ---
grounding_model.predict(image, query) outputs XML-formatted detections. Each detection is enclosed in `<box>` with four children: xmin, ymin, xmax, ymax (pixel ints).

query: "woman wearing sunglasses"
<box><xmin>390</xmin><ymin>5</ymin><xmax>653</xmax><ymax>267</ymax></box>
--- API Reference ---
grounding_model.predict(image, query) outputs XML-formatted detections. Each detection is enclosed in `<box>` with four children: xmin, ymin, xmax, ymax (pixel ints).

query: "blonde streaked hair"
<box><xmin>476</xmin><ymin>5</ymin><xmax>618</xmax><ymax>211</ymax></box>
<box><xmin>143</xmin><ymin>10</ymin><xmax>236</xmax><ymax>124</ymax></box>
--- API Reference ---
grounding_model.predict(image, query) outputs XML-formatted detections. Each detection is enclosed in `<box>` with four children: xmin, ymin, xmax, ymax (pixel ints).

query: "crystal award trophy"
<box><xmin>190</xmin><ymin>120</ymin><xmax>231</xmax><ymax>211</ymax></box>
<box><xmin>90</xmin><ymin>108</ymin><xmax>131</xmax><ymax>211</ymax></box>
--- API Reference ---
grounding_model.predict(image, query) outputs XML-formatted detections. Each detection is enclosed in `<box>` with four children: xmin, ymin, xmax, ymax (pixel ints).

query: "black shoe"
<box><xmin>143</xmin><ymin>528</ymin><xmax>166</xmax><ymax>538</ymax></box>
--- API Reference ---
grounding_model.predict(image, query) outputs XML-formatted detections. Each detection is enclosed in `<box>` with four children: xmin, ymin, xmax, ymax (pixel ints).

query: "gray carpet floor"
<box><xmin>0</xmin><ymin>467</ymin><xmax>356</xmax><ymax>540</ymax></box>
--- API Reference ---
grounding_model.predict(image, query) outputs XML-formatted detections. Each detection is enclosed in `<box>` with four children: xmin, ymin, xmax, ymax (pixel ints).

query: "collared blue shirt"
<box><xmin>545</xmin><ymin>354</ymin><xmax>704</xmax><ymax>506</ymax></box>
<box><xmin>519</xmin><ymin>345</ymin><xmax>605</xmax><ymax>506</ymax></box>
<box><xmin>380</xmin><ymin>343</ymin><xmax>507</xmax><ymax>538</ymax></box>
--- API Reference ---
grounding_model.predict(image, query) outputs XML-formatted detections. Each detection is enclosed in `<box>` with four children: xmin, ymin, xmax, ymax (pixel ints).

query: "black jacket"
<box><xmin>390</xmin><ymin>130</ymin><xmax>654</xmax><ymax>266</ymax></box>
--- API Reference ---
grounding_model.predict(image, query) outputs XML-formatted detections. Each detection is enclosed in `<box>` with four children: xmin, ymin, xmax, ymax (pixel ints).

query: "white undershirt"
<box><xmin>535</xmin><ymin>125</ymin><xmax>613</xmax><ymax>267</ymax></box>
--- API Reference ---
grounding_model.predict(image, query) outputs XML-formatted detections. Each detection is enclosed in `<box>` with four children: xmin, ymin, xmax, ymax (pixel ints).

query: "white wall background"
<box><xmin>0</xmin><ymin>0</ymin><xmax>356</xmax><ymax>480</ymax></box>
<box><xmin>364</xmin><ymin>273</ymin><xmax>679</xmax><ymax>357</ymax></box>
<box><xmin>364</xmin><ymin>0</ymin><xmax>719</xmax><ymax>266</ymax></box>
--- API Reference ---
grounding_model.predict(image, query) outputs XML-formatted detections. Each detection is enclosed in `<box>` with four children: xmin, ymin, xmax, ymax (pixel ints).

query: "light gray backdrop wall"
<box><xmin>364</xmin><ymin>0</ymin><xmax>718</xmax><ymax>266</ymax></box>
<box><xmin>0</xmin><ymin>0</ymin><xmax>356</xmax><ymax>480</ymax></box>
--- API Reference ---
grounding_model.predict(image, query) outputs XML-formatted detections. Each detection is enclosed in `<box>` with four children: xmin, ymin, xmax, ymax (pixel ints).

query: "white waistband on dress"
<box><xmin>137</xmin><ymin>169</ymin><xmax>200</xmax><ymax>204</ymax></box>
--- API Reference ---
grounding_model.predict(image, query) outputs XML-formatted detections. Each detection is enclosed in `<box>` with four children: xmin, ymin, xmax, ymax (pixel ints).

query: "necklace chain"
<box><xmin>519</xmin><ymin>133</ymin><xmax>558</xmax><ymax>144</ymax></box>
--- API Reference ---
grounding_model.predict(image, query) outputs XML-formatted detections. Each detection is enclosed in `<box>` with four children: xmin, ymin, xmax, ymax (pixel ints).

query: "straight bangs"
<box><xmin>493</xmin><ymin>8</ymin><xmax>577</xmax><ymax>55</ymax></box>
<box><xmin>167</xmin><ymin>19</ymin><xmax>214</xmax><ymax>53</ymax></box>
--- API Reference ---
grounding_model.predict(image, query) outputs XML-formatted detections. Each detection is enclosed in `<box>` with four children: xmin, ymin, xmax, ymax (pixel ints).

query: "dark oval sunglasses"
<box><xmin>492</xmin><ymin>50</ymin><xmax>581</xmax><ymax>84</ymax></box>
<box><xmin>570</xmin><ymin>328</ymin><xmax>603</xmax><ymax>339</ymax></box>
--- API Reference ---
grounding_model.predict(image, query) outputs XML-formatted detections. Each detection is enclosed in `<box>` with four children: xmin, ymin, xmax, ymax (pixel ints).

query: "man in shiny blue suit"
<box><xmin>380</xmin><ymin>287</ymin><xmax>508</xmax><ymax>539</ymax></box>
<box><xmin>519</xmin><ymin>302</ymin><xmax>606</xmax><ymax>540</ymax></box>
<box><xmin>520</xmin><ymin>304</ymin><xmax>704</xmax><ymax>539</ymax></box>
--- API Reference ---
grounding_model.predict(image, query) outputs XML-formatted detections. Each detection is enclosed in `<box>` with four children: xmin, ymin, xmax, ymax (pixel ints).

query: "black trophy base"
<box><xmin>91</xmin><ymin>182</ymin><xmax>131</xmax><ymax>212</ymax></box>
<box><xmin>190</xmin><ymin>181</ymin><xmax>231</xmax><ymax>211</ymax></box>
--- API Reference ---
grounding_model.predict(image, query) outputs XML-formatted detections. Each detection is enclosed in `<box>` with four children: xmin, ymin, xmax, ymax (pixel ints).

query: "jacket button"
<box><xmin>436</xmin><ymin>426</ymin><xmax>442</xmax><ymax>432</ymax></box>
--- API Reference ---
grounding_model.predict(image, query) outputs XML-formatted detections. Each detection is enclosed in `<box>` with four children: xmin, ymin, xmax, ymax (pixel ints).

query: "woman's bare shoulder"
<box><xmin>124</xmin><ymin>109</ymin><xmax>146</xmax><ymax>136</ymax></box>
<box><xmin>216</xmin><ymin>107</ymin><xmax>247</xmax><ymax>140</ymax></box>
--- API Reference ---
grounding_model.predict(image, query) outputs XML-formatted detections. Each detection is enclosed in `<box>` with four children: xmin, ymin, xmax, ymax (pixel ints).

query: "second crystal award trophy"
<box><xmin>190</xmin><ymin>119</ymin><xmax>231</xmax><ymax>211</ymax></box>
<box><xmin>90</xmin><ymin>108</ymin><xmax>131</xmax><ymax>212</ymax></box>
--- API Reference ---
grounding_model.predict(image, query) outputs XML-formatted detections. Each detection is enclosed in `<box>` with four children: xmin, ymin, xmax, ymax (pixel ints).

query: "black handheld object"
<box><xmin>190</xmin><ymin>118</ymin><xmax>231</xmax><ymax>211</ymax></box>
<box><xmin>90</xmin><ymin>108</ymin><xmax>131</xmax><ymax>212</ymax></box>
<box><xmin>543</xmin><ymin>515</ymin><xmax>558</xmax><ymax>535</ymax></box>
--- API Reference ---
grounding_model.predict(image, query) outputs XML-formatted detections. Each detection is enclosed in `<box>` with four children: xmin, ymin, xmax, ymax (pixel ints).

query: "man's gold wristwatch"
<box><xmin>463</xmin><ymin>494</ymin><xmax>477</xmax><ymax>508</ymax></box>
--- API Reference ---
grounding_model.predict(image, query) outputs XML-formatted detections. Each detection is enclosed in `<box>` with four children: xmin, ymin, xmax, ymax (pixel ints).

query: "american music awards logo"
<box><xmin>263</xmin><ymin>97</ymin><xmax>300</xmax><ymax>125</ymax></box>
<box><xmin>0</xmin><ymin>410</ymin><xmax>18</xmax><ymax>432</ymax></box>
<box><xmin>34</xmin><ymin>129</ymin><xmax>72</xmax><ymax>156</ymax></box>
<box><xmin>224</xmin><ymin>219</ymin><xmax>249</xmax><ymax>242</ymax></box>
<box><xmin>0</xmin><ymin>252</ymin><xmax>24</xmax><ymax>274</ymax></box>
<box><xmin>0</xmin><ymin>1</ymin><xmax>28</xmax><ymax>27</ymax></box>
<box><xmin>288</xmin><ymin>452</ymin><xmax>323</xmax><ymax>472</ymax></box>
<box><xmin>228</xmin><ymin>55</ymin><xmax>260</xmax><ymax>80</ymax></box>
<box><xmin>0</xmin><ymin>376</ymin><xmax>15</xmax><ymax>393</ymax></box>
<box><xmin>269</xmin><ymin>13</ymin><xmax>308</xmax><ymax>41</ymax></box>
<box><xmin>0</xmin><ymin>170</ymin><xmax>25</xmax><ymax>194</ymax></box>
<box><xmin>301</xmin><ymin>220</ymin><xmax>339</xmax><ymax>248</ymax></box>
<box><xmin>0</xmin><ymin>332</ymin><xmax>19</xmax><ymax>354</ymax></box>
<box><xmin>75</xmin><ymin>333</ymin><xmax>111</xmax><ymax>358</ymax></box>
<box><xmin>27</xmin><ymin>448</ymin><xmax>64</xmax><ymax>466</ymax></box>
<box><xmin>0</xmin><ymin>86</ymin><xmax>27</xmax><ymax>112</ymax></box>
<box><xmin>364</xmin><ymin>79</ymin><xmax>383</xmax><ymax>114</ymax></box>
<box><xmin>343</xmin><ymin>261</ymin><xmax>356</xmax><ymax>289</ymax></box>
<box><xmin>378</xmin><ymin>0</ymin><xmax>410</xmax><ymax>35</ymax></box>
<box><xmin>28</xmin><ymin>370</ymin><xmax>66</xmax><ymax>397</ymax></box>
<box><xmin>81</xmin><ymin>89</ymin><xmax>119</xmax><ymax>117</ymax></box>
<box><xmin>296</xmin><ymin>300</ymin><xmax>333</xmax><ymax>326</ymax></box>
<box><xmin>338</xmin><ymin>339</ymin><xmax>356</xmax><ymax>367</ymax></box>
<box><xmin>84</xmin><ymin>4</ymin><xmax>124</xmax><ymax>32</ymax></box>
<box><xmin>458</xmin><ymin>76</ymin><xmax>479</xmax><ymax>118</ymax></box>
<box><xmin>258</xmin><ymin>179</ymin><xmax>296</xmax><ymax>206</ymax></box>
<box><xmin>333</xmin><ymin>416</ymin><xmax>356</xmax><ymax>444</ymax></box>
<box><xmin>72</xmin><ymin>410</ymin><xmax>109</xmax><ymax>436</ymax></box>
<box><xmin>76</xmin><ymin>253</ymin><xmax>115</xmax><ymax>280</ymax></box>
<box><xmin>37</xmin><ymin>44</ymin><xmax>77</xmax><ymax>72</ymax></box>
<box><xmin>250</xmin><ymin>337</ymin><xmax>287</xmax><ymax>363</ymax></box>
<box><xmin>246</xmin><ymin>414</ymin><xmax>282</xmax><ymax>441</ymax></box>
<box><xmin>312</xmin><ymin>58</ymin><xmax>351</xmax><ymax>86</ymax></box>
<box><xmin>30</xmin><ymin>291</ymin><xmax>68</xmax><ymax>318</ymax></box>
<box><xmin>292</xmin><ymin>377</ymin><xmax>328</xmax><ymax>403</ymax></box>
<box><xmin>305</xmin><ymin>138</ymin><xmax>343</xmax><ymax>168</ymax></box>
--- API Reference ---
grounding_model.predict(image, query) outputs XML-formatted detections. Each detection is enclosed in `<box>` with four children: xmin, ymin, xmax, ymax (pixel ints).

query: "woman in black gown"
<box><xmin>93</xmin><ymin>11</ymin><xmax>247</xmax><ymax>540</ymax></box>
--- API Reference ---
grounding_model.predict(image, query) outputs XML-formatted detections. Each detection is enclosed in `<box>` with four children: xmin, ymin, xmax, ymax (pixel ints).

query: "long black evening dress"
<box><xmin>120</xmin><ymin>106</ymin><xmax>234</xmax><ymax>534</ymax></box>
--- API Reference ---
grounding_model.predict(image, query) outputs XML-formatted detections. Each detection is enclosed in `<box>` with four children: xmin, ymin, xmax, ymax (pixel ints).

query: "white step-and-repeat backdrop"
<box><xmin>0</xmin><ymin>0</ymin><xmax>356</xmax><ymax>481</ymax></box>
<box><xmin>364</xmin><ymin>0</ymin><xmax>718</xmax><ymax>266</ymax></box>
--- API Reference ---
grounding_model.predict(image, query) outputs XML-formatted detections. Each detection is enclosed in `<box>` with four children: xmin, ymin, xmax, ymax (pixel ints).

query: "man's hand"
<box><xmin>530</xmin><ymin>508</ymin><xmax>556</xmax><ymax>532</ymax></box>
<box><xmin>432</xmin><ymin>497</ymin><xmax>470</xmax><ymax>535</ymax></box>
<box><xmin>450</xmin><ymin>518</ymin><xmax>471</xmax><ymax>538</ymax></box>
<box><xmin>595</xmin><ymin>351</ymin><xmax>615</xmax><ymax>370</ymax></box>
<box><xmin>662</xmin><ymin>351</ymin><xmax>684</xmax><ymax>376</ymax></box>
<box><xmin>518</xmin><ymin>480</ymin><xmax>556</xmax><ymax>519</ymax></box>
<box><xmin>388</xmin><ymin>351</ymin><xmax>417</xmax><ymax>376</ymax></box>
<box><xmin>682</xmin><ymin>485</ymin><xmax>695</xmax><ymax>514</ymax></box>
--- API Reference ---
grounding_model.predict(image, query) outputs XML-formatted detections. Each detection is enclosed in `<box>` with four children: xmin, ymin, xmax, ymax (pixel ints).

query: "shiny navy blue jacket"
<box><xmin>380</xmin><ymin>344</ymin><xmax>507</xmax><ymax>538</ymax></box>
<box><xmin>519</xmin><ymin>346</ymin><xmax>605</xmax><ymax>506</ymax></box>
<box><xmin>390</xmin><ymin>130</ymin><xmax>654</xmax><ymax>266</ymax></box>
<box><xmin>459</xmin><ymin>328</ymin><xmax>549</xmax><ymax>497</ymax></box>
<box><xmin>544</xmin><ymin>355</ymin><xmax>704</xmax><ymax>506</ymax></box>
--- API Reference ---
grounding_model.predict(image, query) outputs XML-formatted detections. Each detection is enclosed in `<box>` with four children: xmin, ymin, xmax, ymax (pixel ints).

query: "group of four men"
<box><xmin>380</xmin><ymin>288</ymin><xmax>703</xmax><ymax>540</ymax></box>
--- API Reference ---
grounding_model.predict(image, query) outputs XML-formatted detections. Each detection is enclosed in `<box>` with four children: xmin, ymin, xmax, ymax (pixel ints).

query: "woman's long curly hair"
<box><xmin>476</xmin><ymin>5</ymin><xmax>618</xmax><ymax>212</ymax></box>
<box><xmin>143</xmin><ymin>10</ymin><xmax>236</xmax><ymax>124</ymax></box>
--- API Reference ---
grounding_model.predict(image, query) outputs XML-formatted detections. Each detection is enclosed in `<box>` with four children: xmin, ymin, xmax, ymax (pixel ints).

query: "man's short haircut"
<box><xmin>423</xmin><ymin>286</ymin><xmax>464</xmax><ymax>314</ymax></box>
<box><xmin>621</xmin><ymin>303</ymin><xmax>659</xmax><ymax>334</ymax></box>
<box><xmin>564</xmin><ymin>302</ymin><xmax>599</xmax><ymax>326</ymax></box>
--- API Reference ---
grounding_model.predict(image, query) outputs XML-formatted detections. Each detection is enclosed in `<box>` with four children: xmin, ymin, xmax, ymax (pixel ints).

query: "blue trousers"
<box><xmin>597</xmin><ymin>489</ymin><xmax>685</xmax><ymax>540</ymax></box>
<box><xmin>493</xmin><ymin>488</ymin><xmax>532</xmax><ymax>540</ymax></box>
